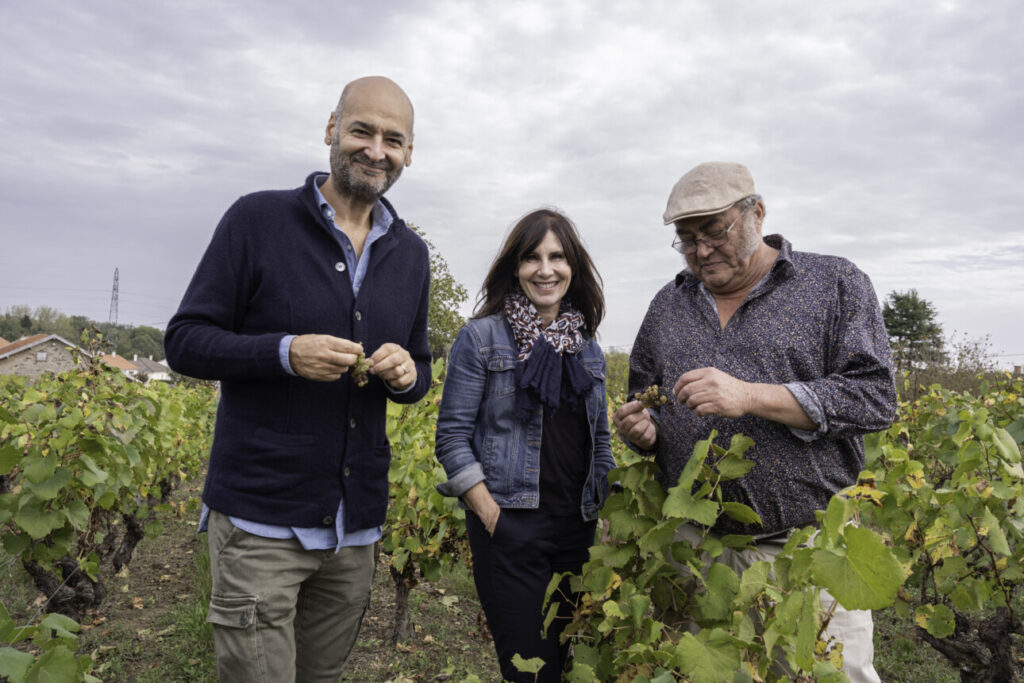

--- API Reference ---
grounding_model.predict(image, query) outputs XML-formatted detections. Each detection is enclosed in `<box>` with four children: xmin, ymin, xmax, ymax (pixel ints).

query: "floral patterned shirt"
<box><xmin>628</xmin><ymin>234</ymin><xmax>897</xmax><ymax>534</ymax></box>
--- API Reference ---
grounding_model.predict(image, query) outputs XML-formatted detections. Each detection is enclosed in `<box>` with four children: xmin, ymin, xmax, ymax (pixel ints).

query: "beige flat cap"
<box><xmin>663</xmin><ymin>161</ymin><xmax>756</xmax><ymax>224</ymax></box>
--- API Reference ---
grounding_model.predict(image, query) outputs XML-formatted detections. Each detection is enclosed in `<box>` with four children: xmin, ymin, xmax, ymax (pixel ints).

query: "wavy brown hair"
<box><xmin>474</xmin><ymin>208</ymin><xmax>604</xmax><ymax>336</ymax></box>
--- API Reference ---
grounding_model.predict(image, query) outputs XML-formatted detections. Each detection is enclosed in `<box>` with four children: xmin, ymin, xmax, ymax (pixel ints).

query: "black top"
<box><xmin>538</xmin><ymin>401</ymin><xmax>590</xmax><ymax>516</ymax></box>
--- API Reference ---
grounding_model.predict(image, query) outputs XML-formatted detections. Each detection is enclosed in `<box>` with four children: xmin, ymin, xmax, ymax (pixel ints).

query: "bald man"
<box><xmin>165</xmin><ymin>76</ymin><xmax>430</xmax><ymax>682</ymax></box>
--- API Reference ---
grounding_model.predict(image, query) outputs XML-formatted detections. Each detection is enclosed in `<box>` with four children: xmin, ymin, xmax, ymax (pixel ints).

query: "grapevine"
<box><xmin>633</xmin><ymin>384</ymin><xmax>668</xmax><ymax>408</ymax></box>
<box><xmin>352</xmin><ymin>352</ymin><xmax>371</xmax><ymax>387</ymax></box>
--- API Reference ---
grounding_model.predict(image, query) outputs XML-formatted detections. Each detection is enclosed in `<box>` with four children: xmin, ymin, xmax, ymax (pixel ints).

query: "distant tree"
<box><xmin>407</xmin><ymin>223</ymin><xmax>469</xmax><ymax>360</ymax></box>
<box><xmin>68</xmin><ymin>315</ymin><xmax>91</xmax><ymax>342</ymax></box>
<box><xmin>33</xmin><ymin>306</ymin><xmax>64</xmax><ymax>333</ymax></box>
<box><xmin>122</xmin><ymin>325</ymin><xmax>164</xmax><ymax>360</ymax></box>
<box><xmin>0</xmin><ymin>306</ymin><xmax>165</xmax><ymax>361</ymax></box>
<box><xmin>0</xmin><ymin>306</ymin><xmax>34</xmax><ymax>340</ymax></box>
<box><xmin>883</xmin><ymin>289</ymin><xmax>944</xmax><ymax>374</ymax></box>
<box><xmin>0</xmin><ymin>314</ymin><xmax>19</xmax><ymax>341</ymax></box>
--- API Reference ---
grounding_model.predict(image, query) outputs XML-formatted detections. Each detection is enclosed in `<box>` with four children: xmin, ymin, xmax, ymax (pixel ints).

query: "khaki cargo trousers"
<box><xmin>206</xmin><ymin>510</ymin><xmax>375</xmax><ymax>683</ymax></box>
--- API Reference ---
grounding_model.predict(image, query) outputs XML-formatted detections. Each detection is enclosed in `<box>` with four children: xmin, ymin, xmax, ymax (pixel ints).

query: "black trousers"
<box><xmin>467</xmin><ymin>508</ymin><xmax>597</xmax><ymax>682</ymax></box>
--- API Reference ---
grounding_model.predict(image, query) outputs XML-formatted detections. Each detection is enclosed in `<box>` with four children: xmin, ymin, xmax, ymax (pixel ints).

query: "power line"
<box><xmin>1</xmin><ymin>286</ymin><xmax>181</xmax><ymax>305</ymax></box>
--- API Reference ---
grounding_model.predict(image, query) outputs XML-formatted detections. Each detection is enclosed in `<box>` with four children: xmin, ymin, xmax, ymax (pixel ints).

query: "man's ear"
<box><xmin>404</xmin><ymin>137</ymin><xmax>414</xmax><ymax>167</ymax></box>
<box><xmin>324</xmin><ymin>112</ymin><xmax>337</xmax><ymax>145</ymax></box>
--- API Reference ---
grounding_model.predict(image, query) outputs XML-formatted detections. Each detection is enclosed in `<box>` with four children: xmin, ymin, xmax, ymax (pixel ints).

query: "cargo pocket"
<box><xmin>207</xmin><ymin>594</ymin><xmax>269</xmax><ymax>681</ymax></box>
<box><xmin>207</xmin><ymin>594</ymin><xmax>258</xmax><ymax>630</ymax></box>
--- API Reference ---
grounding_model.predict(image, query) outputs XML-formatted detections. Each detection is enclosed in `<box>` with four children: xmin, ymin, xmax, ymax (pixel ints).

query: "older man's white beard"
<box><xmin>735</xmin><ymin>224</ymin><xmax>764</xmax><ymax>261</ymax></box>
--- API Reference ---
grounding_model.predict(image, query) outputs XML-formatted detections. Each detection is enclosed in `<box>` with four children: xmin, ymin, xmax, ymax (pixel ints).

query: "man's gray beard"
<box><xmin>329</xmin><ymin>141</ymin><xmax>403</xmax><ymax>203</ymax></box>
<box><xmin>331</xmin><ymin>167</ymin><xmax>390</xmax><ymax>203</ymax></box>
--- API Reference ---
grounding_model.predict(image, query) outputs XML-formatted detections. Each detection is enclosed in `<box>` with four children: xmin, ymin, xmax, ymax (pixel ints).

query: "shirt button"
<box><xmin>354</xmin><ymin>311</ymin><xmax>362</xmax><ymax>321</ymax></box>
<box><xmin>322</xmin><ymin>515</ymin><xmax>334</xmax><ymax>526</ymax></box>
<box><xmin>350</xmin><ymin>418</ymin><xmax>356</xmax><ymax>428</ymax></box>
<box><xmin>335</xmin><ymin>262</ymin><xmax>346</xmax><ymax>272</ymax></box>
<box><xmin>239</xmin><ymin>613</ymin><xmax>249</xmax><ymax>627</ymax></box>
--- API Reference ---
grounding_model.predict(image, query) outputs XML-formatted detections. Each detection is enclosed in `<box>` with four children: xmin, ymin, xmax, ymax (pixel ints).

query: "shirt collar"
<box><xmin>313</xmin><ymin>174</ymin><xmax>390</xmax><ymax>233</ymax></box>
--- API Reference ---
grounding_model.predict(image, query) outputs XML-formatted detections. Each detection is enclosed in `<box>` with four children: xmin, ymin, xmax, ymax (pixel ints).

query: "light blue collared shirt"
<box><xmin>277</xmin><ymin>176</ymin><xmax>394</xmax><ymax>374</ymax></box>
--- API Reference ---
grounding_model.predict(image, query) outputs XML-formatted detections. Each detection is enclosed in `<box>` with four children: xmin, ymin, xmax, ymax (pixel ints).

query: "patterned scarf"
<box><xmin>504</xmin><ymin>292</ymin><xmax>595</xmax><ymax>418</ymax></box>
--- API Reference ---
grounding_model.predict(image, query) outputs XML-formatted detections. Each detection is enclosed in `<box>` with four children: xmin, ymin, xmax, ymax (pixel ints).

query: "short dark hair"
<box><xmin>474</xmin><ymin>209</ymin><xmax>604</xmax><ymax>335</ymax></box>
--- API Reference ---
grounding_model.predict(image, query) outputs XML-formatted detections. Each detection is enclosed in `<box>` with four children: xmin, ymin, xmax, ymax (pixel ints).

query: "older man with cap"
<box><xmin>612</xmin><ymin>161</ymin><xmax>896</xmax><ymax>681</ymax></box>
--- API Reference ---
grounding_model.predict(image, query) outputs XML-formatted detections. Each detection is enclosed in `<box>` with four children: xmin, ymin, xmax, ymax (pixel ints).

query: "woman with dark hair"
<box><xmin>435</xmin><ymin>208</ymin><xmax>614</xmax><ymax>681</ymax></box>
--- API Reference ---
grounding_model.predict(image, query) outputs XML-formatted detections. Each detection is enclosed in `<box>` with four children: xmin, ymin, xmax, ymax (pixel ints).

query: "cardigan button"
<box><xmin>335</xmin><ymin>261</ymin><xmax>346</xmax><ymax>272</ymax></box>
<box><xmin>343</xmin><ymin>466</ymin><xmax>351</xmax><ymax>477</ymax></box>
<box><xmin>322</xmin><ymin>515</ymin><xmax>334</xmax><ymax>526</ymax></box>
<box><xmin>354</xmin><ymin>311</ymin><xmax>362</xmax><ymax>321</ymax></box>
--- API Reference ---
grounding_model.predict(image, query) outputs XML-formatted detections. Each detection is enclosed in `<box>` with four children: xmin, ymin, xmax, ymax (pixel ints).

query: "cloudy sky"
<box><xmin>2</xmin><ymin>1</ymin><xmax>1022</xmax><ymax>366</ymax></box>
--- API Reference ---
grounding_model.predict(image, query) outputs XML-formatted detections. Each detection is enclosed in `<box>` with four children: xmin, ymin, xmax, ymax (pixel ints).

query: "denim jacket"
<box><xmin>435</xmin><ymin>314</ymin><xmax>615</xmax><ymax>521</ymax></box>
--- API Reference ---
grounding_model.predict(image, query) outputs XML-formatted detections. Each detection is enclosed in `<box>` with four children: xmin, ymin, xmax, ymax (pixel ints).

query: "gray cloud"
<box><xmin>1</xmin><ymin>0</ymin><xmax>1021</xmax><ymax>363</ymax></box>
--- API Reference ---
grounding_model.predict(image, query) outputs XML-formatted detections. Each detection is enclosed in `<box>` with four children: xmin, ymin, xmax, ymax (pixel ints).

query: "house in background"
<box><xmin>132</xmin><ymin>355</ymin><xmax>172</xmax><ymax>382</ymax></box>
<box><xmin>0</xmin><ymin>334</ymin><xmax>91</xmax><ymax>378</ymax></box>
<box><xmin>100</xmin><ymin>353</ymin><xmax>139</xmax><ymax>380</ymax></box>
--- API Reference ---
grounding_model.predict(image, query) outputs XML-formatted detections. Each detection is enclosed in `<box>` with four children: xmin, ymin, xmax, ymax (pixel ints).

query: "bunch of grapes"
<box><xmin>633</xmin><ymin>384</ymin><xmax>668</xmax><ymax>409</ymax></box>
<box><xmin>352</xmin><ymin>352</ymin><xmax>371</xmax><ymax>387</ymax></box>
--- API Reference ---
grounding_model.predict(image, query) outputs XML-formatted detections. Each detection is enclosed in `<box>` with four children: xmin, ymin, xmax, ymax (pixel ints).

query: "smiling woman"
<box><xmin>472</xmin><ymin>209</ymin><xmax>604</xmax><ymax>335</ymax></box>
<box><xmin>434</xmin><ymin>208</ymin><xmax>612</xmax><ymax>682</ymax></box>
<box><xmin>515</xmin><ymin>230</ymin><xmax>572</xmax><ymax>323</ymax></box>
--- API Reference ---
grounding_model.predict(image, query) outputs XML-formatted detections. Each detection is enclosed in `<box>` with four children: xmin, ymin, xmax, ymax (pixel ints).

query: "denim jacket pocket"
<box><xmin>485</xmin><ymin>354</ymin><xmax>517</xmax><ymax>397</ymax></box>
<box><xmin>580</xmin><ymin>358</ymin><xmax>605</xmax><ymax>381</ymax></box>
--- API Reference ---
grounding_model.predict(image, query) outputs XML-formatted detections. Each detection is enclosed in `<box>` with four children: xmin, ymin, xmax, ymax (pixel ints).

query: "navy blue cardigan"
<box><xmin>165</xmin><ymin>173</ymin><xmax>431</xmax><ymax>531</ymax></box>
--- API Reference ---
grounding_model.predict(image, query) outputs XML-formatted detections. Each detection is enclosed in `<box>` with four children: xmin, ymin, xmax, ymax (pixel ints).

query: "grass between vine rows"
<box><xmin>1</xmin><ymin>475</ymin><xmax>959</xmax><ymax>682</ymax></box>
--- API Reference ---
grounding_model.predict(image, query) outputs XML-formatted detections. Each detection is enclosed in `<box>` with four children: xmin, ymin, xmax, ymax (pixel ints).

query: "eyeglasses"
<box><xmin>672</xmin><ymin>209</ymin><xmax>747</xmax><ymax>255</ymax></box>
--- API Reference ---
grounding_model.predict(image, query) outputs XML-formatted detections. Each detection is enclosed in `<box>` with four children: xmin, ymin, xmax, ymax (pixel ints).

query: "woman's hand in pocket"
<box><xmin>462</xmin><ymin>482</ymin><xmax>501</xmax><ymax>536</ymax></box>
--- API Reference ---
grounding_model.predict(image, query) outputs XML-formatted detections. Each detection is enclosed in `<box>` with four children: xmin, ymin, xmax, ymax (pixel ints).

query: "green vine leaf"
<box><xmin>812</xmin><ymin>526</ymin><xmax>905</xmax><ymax>610</ymax></box>
<box><xmin>675</xmin><ymin>628</ymin><xmax>743</xmax><ymax>683</ymax></box>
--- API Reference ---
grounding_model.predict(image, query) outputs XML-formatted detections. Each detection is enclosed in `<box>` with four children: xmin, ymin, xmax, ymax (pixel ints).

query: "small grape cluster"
<box><xmin>633</xmin><ymin>385</ymin><xmax>668</xmax><ymax>409</ymax></box>
<box><xmin>352</xmin><ymin>352</ymin><xmax>371</xmax><ymax>387</ymax></box>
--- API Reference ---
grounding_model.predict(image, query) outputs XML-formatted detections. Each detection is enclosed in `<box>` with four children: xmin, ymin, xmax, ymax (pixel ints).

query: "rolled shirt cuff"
<box><xmin>279</xmin><ymin>334</ymin><xmax>297</xmax><ymax>375</ymax></box>
<box><xmin>784</xmin><ymin>381</ymin><xmax>828</xmax><ymax>441</ymax></box>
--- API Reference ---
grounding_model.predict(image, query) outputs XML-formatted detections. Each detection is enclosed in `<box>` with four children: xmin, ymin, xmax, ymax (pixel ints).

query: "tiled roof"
<box><xmin>101</xmin><ymin>354</ymin><xmax>139</xmax><ymax>371</ymax></box>
<box><xmin>0</xmin><ymin>334</ymin><xmax>87</xmax><ymax>360</ymax></box>
<box><xmin>133</xmin><ymin>357</ymin><xmax>170</xmax><ymax>374</ymax></box>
